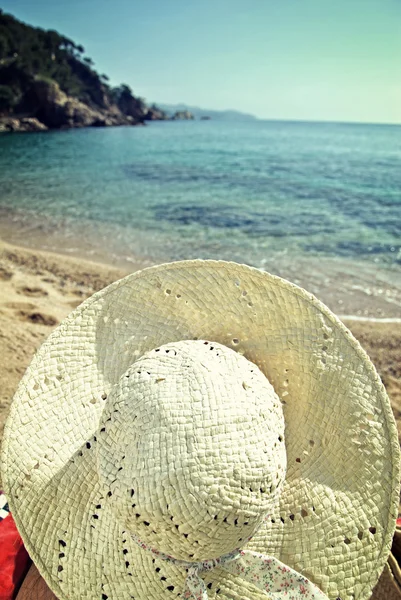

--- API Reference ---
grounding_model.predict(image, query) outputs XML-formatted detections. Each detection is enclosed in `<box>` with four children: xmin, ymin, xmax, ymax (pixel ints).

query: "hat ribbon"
<box><xmin>131</xmin><ymin>534</ymin><xmax>330</xmax><ymax>599</ymax></box>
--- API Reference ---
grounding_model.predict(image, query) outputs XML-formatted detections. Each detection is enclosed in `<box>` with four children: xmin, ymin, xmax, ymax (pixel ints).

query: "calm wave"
<box><xmin>0</xmin><ymin>120</ymin><xmax>400</xmax><ymax>316</ymax></box>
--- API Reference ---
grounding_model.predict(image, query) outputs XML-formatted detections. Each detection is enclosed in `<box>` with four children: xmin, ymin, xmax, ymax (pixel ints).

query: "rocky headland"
<box><xmin>0</xmin><ymin>11</ymin><xmax>194</xmax><ymax>132</ymax></box>
<box><xmin>171</xmin><ymin>110</ymin><xmax>195</xmax><ymax>121</ymax></box>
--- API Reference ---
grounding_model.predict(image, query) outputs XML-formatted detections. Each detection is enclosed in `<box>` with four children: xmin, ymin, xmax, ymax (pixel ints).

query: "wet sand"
<box><xmin>1</xmin><ymin>206</ymin><xmax>401</xmax><ymax>321</ymax></box>
<box><xmin>1</xmin><ymin>238</ymin><xmax>401</xmax><ymax>489</ymax></box>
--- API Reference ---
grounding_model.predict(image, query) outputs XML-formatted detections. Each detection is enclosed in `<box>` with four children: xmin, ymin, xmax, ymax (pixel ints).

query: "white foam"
<box><xmin>339</xmin><ymin>315</ymin><xmax>401</xmax><ymax>324</ymax></box>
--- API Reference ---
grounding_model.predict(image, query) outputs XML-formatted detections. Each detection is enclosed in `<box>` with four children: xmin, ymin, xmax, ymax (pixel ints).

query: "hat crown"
<box><xmin>97</xmin><ymin>340</ymin><xmax>286</xmax><ymax>560</ymax></box>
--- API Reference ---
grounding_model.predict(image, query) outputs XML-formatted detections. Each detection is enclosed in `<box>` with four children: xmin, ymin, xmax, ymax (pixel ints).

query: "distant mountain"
<box><xmin>158</xmin><ymin>103</ymin><xmax>257</xmax><ymax>121</ymax></box>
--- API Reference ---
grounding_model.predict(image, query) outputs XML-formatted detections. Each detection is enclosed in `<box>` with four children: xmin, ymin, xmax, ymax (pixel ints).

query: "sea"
<box><xmin>0</xmin><ymin>119</ymin><xmax>400</xmax><ymax>318</ymax></box>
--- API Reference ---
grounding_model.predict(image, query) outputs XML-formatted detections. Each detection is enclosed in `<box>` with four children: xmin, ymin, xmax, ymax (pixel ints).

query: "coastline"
<box><xmin>1</xmin><ymin>205</ymin><xmax>401</xmax><ymax>321</ymax></box>
<box><xmin>1</xmin><ymin>238</ymin><xmax>401</xmax><ymax>464</ymax></box>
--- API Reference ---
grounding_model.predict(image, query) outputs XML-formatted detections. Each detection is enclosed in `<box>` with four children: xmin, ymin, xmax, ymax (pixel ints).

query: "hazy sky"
<box><xmin>2</xmin><ymin>0</ymin><xmax>401</xmax><ymax>123</ymax></box>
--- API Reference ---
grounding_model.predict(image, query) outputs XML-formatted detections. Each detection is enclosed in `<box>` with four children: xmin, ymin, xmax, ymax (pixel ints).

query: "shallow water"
<box><xmin>0</xmin><ymin>120</ymin><xmax>400</xmax><ymax>316</ymax></box>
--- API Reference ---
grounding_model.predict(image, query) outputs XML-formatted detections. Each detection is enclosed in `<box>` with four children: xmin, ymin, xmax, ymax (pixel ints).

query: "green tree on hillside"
<box><xmin>0</xmin><ymin>10</ymin><xmax>110</xmax><ymax>110</ymax></box>
<box><xmin>0</xmin><ymin>9</ymin><xmax>166</xmax><ymax>124</ymax></box>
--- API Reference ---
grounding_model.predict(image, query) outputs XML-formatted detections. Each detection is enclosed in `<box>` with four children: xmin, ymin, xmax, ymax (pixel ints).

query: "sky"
<box><xmin>2</xmin><ymin>0</ymin><xmax>401</xmax><ymax>124</ymax></box>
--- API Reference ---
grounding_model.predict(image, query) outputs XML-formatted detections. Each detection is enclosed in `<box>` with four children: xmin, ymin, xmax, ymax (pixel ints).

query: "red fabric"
<box><xmin>0</xmin><ymin>514</ymin><xmax>31</xmax><ymax>600</ymax></box>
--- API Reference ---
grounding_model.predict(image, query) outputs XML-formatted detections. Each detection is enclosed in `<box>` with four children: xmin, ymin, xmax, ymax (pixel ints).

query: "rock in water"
<box><xmin>171</xmin><ymin>110</ymin><xmax>195</xmax><ymax>120</ymax></box>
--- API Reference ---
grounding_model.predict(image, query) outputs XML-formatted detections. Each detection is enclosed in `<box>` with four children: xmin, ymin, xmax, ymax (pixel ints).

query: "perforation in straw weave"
<box><xmin>96</xmin><ymin>341</ymin><xmax>286</xmax><ymax>561</ymax></box>
<box><xmin>1</xmin><ymin>259</ymin><xmax>399</xmax><ymax>600</ymax></box>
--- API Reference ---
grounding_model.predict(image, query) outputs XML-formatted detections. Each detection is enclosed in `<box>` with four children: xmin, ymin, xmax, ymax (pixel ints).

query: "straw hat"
<box><xmin>1</xmin><ymin>260</ymin><xmax>400</xmax><ymax>600</ymax></box>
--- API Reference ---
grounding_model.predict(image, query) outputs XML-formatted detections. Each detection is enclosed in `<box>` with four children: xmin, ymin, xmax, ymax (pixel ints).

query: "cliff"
<box><xmin>0</xmin><ymin>10</ymin><xmax>168</xmax><ymax>131</ymax></box>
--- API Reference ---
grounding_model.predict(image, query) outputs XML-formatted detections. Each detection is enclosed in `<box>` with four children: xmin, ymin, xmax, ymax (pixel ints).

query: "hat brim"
<box><xmin>2</xmin><ymin>260</ymin><xmax>400</xmax><ymax>600</ymax></box>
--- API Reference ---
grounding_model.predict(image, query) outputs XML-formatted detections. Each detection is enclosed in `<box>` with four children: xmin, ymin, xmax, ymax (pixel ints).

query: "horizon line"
<box><xmin>155</xmin><ymin>103</ymin><xmax>401</xmax><ymax>126</ymax></box>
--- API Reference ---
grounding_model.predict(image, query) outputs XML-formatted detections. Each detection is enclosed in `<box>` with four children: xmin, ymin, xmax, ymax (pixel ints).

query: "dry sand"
<box><xmin>0</xmin><ymin>239</ymin><xmax>124</xmax><ymax>454</ymax></box>
<box><xmin>1</xmin><ymin>238</ymin><xmax>401</xmax><ymax>482</ymax></box>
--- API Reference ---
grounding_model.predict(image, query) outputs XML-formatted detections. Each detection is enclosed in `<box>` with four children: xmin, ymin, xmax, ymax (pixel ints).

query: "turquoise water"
<box><xmin>0</xmin><ymin>120</ymin><xmax>400</xmax><ymax>316</ymax></box>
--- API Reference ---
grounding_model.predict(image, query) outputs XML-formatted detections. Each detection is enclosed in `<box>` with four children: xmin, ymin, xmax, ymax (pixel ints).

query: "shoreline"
<box><xmin>1</xmin><ymin>238</ymin><xmax>401</xmax><ymax>463</ymax></box>
<box><xmin>338</xmin><ymin>315</ymin><xmax>401</xmax><ymax>324</ymax></box>
<box><xmin>1</xmin><ymin>209</ymin><xmax>401</xmax><ymax>320</ymax></box>
<box><xmin>2</xmin><ymin>233</ymin><xmax>400</xmax><ymax>323</ymax></box>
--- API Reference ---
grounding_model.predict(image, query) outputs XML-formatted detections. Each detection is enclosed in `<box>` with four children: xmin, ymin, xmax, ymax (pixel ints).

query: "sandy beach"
<box><xmin>1</xmin><ymin>238</ymin><xmax>401</xmax><ymax>488</ymax></box>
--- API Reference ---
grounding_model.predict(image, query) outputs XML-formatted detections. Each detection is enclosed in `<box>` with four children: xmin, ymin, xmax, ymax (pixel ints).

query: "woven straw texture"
<box><xmin>1</xmin><ymin>260</ymin><xmax>400</xmax><ymax>600</ymax></box>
